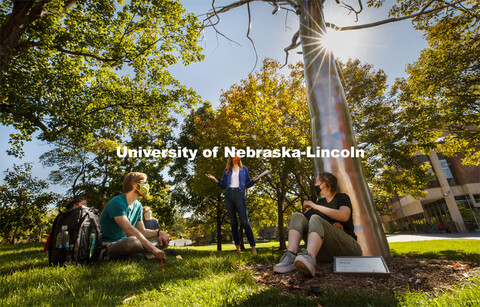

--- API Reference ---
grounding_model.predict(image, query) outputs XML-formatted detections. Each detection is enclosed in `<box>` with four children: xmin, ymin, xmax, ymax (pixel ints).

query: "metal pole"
<box><xmin>297</xmin><ymin>0</ymin><xmax>391</xmax><ymax>257</ymax></box>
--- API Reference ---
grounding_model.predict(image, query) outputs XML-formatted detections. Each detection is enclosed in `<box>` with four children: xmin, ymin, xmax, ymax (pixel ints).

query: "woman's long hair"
<box><xmin>225</xmin><ymin>156</ymin><xmax>243</xmax><ymax>175</ymax></box>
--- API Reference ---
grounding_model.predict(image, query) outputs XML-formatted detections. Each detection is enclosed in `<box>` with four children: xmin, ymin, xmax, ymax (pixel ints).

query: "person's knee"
<box><xmin>291</xmin><ymin>212</ymin><xmax>305</xmax><ymax>222</ymax></box>
<box><xmin>290</xmin><ymin>212</ymin><xmax>307</xmax><ymax>225</ymax></box>
<box><xmin>124</xmin><ymin>236</ymin><xmax>143</xmax><ymax>251</ymax></box>
<box><xmin>239</xmin><ymin>217</ymin><xmax>251</xmax><ymax>229</ymax></box>
<box><xmin>308</xmin><ymin>215</ymin><xmax>326</xmax><ymax>237</ymax></box>
<box><xmin>289</xmin><ymin>212</ymin><xmax>307</xmax><ymax>232</ymax></box>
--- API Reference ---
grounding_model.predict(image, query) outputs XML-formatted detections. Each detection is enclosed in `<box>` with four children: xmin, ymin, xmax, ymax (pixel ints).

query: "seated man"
<box><xmin>100</xmin><ymin>172</ymin><xmax>168</xmax><ymax>260</ymax></box>
<box><xmin>273</xmin><ymin>172</ymin><xmax>362</xmax><ymax>277</ymax></box>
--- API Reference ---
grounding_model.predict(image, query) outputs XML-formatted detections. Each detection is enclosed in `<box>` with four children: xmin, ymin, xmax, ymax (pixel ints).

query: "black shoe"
<box><xmin>163</xmin><ymin>249</ymin><xmax>178</xmax><ymax>256</ymax></box>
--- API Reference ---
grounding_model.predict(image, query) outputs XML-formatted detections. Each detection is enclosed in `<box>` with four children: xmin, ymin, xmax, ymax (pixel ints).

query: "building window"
<box><xmin>454</xmin><ymin>195</ymin><xmax>480</xmax><ymax>231</ymax></box>
<box><xmin>437</xmin><ymin>153</ymin><xmax>457</xmax><ymax>186</ymax></box>
<box><xmin>473</xmin><ymin>194</ymin><xmax>480</xmax><ymax>204</ymax></box>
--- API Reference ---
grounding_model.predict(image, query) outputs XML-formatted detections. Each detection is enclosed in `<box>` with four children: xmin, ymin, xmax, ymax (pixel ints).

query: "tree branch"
<box><xmin>200</xmin><ymin>0</ymin><xmax>242</xmax><ymax>46</ymax></box>
<box><xmin>281</xmin><ymin>30</ymin><xmax>300</xmax><ymax>68</ymax></box>
<box><xmin>340</xmin><ymin>0</ymin><xmax>363</xmax><ymax>22</ymax></box>
<box><xmin>52</xmin><ymin>46</ymin><xmax>117</xmax><ymax>62</ymax></box>
<box><xmin>246</xmin><ymin>3</ymin><xmax>259</xmax><ymax>74</ymax></box>
<box><xmin>326</xmin><ymin>0</ymin><xmax>466</xmax><ymax>31</ymax></box>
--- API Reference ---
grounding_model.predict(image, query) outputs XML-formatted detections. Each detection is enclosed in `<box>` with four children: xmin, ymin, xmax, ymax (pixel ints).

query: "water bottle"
<box><xmin>55</xmin><ymin>225</ymin><xmax>70</xmax><ymax>248</ymax></box>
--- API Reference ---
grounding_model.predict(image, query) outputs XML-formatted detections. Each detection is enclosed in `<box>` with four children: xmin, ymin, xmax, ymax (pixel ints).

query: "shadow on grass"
<box><xmin>226</xmin><ymin>285</ymin><xmax>399</xmax><ymax>307</ymax></box>
<box><xmin>226</xmin><ymin>287</ymin><xmax>317</xmax><ymax>306</ymax></box>
<box><xmin>0</xmin><ymin>243</ymin><xmax>49</xmax><ymax>275</ymax></box>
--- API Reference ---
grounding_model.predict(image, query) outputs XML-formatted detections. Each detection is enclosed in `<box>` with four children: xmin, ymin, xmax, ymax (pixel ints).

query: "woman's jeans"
<box><xmin>225</xmin><ymin>188</ymin><xmax>256</xmax><ymax>247</ymax></box>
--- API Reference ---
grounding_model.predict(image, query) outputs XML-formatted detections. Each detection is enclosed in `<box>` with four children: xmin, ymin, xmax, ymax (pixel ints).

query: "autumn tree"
<box><xmin>391</xmin><ymin>0</ymin><xmax>479</xmax><ymax>166</ymax></box>
<box><xmin>338</xmin><ymin>59</ymin><xmax>434</xmax><ymax>204</ymax></box>
<box><xmin>170</xmin><ymin>102</ymin><xmax>232</xmax><ymax>251</ymax></box>
<box><xmin>189</xmin><ymin>59</ymin><xmax>312</xmax><ymax>250</ymax></box>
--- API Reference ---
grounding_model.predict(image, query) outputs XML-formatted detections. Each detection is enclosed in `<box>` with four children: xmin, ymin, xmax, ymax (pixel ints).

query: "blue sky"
<box><xmin>0</xmin><ymin>0</ymin><xmax>427</xmax><ymax>194</ymax></box>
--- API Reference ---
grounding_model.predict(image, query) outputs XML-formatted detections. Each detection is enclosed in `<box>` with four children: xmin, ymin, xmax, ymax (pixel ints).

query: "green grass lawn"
<box><xmin>0</xmin><ymin>240</ymin><xmax>479</xmax><ymax>306</ymax></box>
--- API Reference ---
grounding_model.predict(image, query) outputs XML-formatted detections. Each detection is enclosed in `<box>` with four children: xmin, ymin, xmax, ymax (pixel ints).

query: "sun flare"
<box><xmin>318</xmin><ymin>29</ymin><xmax>360</xmax><ymax>60</ymax></box>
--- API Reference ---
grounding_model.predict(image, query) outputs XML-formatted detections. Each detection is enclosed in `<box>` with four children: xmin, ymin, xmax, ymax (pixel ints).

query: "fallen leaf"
<box><xmin>159</xmin><ymin>259</ymin><xmax>165</xmax><ymax>270</ymax></box>
<box><xmin>123</xmin><ymin>294</ymin><xmax>136</xmax><ymax>303</ymax></box>
<box><xmin>176</xmin><ymin>255</ymin><xmax>183</xmax><ymax>260</ymax></box>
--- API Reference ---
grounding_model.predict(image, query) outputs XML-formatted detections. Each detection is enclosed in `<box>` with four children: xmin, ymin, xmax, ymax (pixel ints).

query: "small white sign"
<box><xmin>334</xmin><ymin>256</ymin><xmax>390</xmax><ymax>275</ymax></box>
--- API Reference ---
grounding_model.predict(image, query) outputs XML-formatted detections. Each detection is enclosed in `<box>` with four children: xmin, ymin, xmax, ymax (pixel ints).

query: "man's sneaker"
<box><xmin>273</xmin><ymin>251</ymin><xmax>297</xmax><ymax>273</ymax></box>
<box><xmin>294</xmin><ymin>250</ymin><xmax>316</xmax><ymax>277</ymax></box>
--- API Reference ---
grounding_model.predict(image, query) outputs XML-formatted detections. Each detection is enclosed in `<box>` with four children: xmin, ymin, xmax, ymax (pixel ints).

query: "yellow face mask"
<box><xmin>136</xmin><ymin>183</ymin><xmax>150</xmax><ymax>197</ymax></box>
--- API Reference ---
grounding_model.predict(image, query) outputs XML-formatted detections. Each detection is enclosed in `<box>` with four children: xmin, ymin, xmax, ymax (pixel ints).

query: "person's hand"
<box><xmin>333</xmin><ymin>222</ymin><xmax>344</xmax><ymax>230</ymax></box>
<box><xmin>205</xmin><ymin>174</ymin><xmax>217</xmax><ymax>182</ymax></box>
<box><xmin>253</xmin><ymin>175</ymin><xmax>260</xmax><ymax>181</ymax></box>
<box><xmin>158</xmin><ymin>231</ymin><xmax>169</xmax><ymax>248</ymax></box>
<box><xmin>152</xmin><ymin>247</ymin><xmax>166</xmax><ymax>261</ymax></box>
<box><xmin>303</xmin><ymin>200</ymin><xmax>315</xmax><ymax>209</ymax></box>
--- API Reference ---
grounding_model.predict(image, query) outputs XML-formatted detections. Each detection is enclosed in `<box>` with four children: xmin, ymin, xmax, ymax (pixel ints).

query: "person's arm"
<box><xmin>303</xmin><ymin>199</ymin><xmax>351</xmax><ymax>222</ymax></box>
<box><xmin>135</xmin><ymin>220</ymin><xmax>157</xmax><ymax>238</ymax></box>
<box><xmin>136</xmin><ymin>220</ymin><xmax>169</xmax><ymax>247</ymax></box>
<box><xmin>244</xmin><ymin>167</ymin><xmax>256</xmax><ymax>188</ymax></box>
<box><xmin>216</xmin><ymin>170</ymin><xmax>228</xmax><ymax>189</ymax></box>
<box><xmin>113</xmin><ymin>216</ymin><xmax>165</xmax><ymax>260</ymax></box>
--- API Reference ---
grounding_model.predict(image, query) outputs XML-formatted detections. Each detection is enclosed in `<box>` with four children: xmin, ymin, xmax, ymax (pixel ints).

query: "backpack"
<box><xmin>48</xmin><ymin>206</ymin><xmax>103</xmax><ymax>266</ymax></box>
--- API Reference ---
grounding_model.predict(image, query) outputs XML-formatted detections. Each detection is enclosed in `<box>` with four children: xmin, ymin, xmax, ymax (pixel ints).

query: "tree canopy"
<box><xmin>0</xmin><ymin>0</ymin><xmax>203</xmax><ymax>157</ymax></box>
<box><xmin>391</xmin><ymin>0</ymin><xmax>479</xmax><ymax>165</ymax></box>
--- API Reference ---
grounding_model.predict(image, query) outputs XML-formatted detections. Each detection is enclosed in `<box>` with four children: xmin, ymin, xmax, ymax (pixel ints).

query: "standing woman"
<box><xmin>206</xmin><ymin>154</ymin><xmax>259</xmax><ymax>255</ymax></box>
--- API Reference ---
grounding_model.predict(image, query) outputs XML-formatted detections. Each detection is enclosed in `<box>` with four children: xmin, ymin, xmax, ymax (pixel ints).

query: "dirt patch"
<box><xmin>242</xmin><ymin>257</ymin><xmax>480</xmax><ymax>296</ymax></box>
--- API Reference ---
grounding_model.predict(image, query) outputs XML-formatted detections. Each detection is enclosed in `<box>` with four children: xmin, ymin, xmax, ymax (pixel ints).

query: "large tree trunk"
<box><xmin>0</xmin><ymin>0</ymin><xmax>49</xmax><ymax>75</ymax></box>
<box><xmin>298</xmin><ymin>0</ymin><xmax>390</xmax><ymax>257</ymax></box>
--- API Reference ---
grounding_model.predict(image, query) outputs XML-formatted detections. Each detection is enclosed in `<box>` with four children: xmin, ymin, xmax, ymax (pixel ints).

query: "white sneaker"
<box><xmin>273</xmin><ymin>251</ymin><xmax>297</xmax><ymax>273</ymax></box>
<box><xmin>294</xmin><ymin>250</ymin><xmax>316</xmax><ymax>277</ymax></box>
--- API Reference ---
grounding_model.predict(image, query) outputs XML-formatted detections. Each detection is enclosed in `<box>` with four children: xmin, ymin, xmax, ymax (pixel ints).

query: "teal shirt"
<box><xmin>100</xmin><ymin>194</ymin><xmax>143</xmax><ymax>242</ymax></box>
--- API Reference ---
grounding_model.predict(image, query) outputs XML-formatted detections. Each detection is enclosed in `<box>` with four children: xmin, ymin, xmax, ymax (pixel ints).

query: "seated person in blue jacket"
<box><xmin>100</xmin><ymin>172</ymin><xmax>169</xmax><ymax>260</ymax></box>
<box><xmin>143</xmin><ymin>206</ymin><xmax>160</xmax><ymax>231</ymax></box>
<box><xmin>273</xmin><ymin>172</ymin><xmax>362</xmax><ymax>277</ymax></box>
<box><xmin>206</xmin><ymin>154</ymin><xmax>259</xmax><ymax>255</ymax></box>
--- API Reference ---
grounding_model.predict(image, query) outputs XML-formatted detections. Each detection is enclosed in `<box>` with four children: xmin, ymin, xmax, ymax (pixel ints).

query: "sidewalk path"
<box><xmin>387</xmin><ymin>232</ymin><xmax>480</xmax><ymax>243</ymax></box>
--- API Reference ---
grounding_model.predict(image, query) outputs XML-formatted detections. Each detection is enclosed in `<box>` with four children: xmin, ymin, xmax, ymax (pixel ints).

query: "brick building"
<box><xmin>381</xmin><ymin>151</ymin><xmax>480</xmax><ymax>233</ymax></box>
